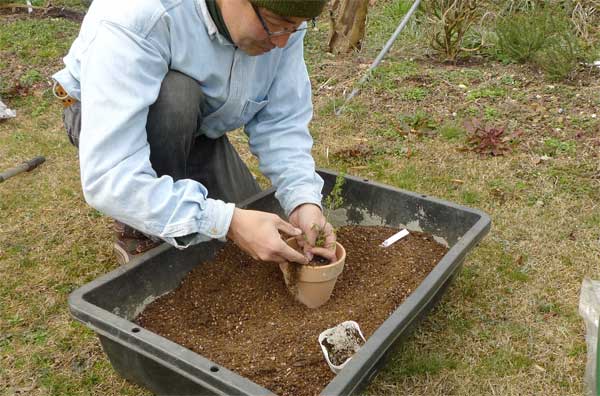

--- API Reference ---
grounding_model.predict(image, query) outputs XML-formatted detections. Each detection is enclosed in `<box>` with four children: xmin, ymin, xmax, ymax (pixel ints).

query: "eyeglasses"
<box><xmin>253</xmin><ymin>5</ymin><xmax>316</xmax><ymax>37</ymax></box>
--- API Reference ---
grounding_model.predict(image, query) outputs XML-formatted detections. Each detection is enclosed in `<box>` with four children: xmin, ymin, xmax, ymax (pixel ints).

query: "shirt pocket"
<box><xmin>240</xmin><ymin>97</ymin><xmax>269</xmax><ymax>125</ymax></box>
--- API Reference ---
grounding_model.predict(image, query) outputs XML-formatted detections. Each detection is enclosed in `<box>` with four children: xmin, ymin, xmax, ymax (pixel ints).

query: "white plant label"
<box><xmin>380</xmin><ymin>229</ymin><xmax>409</xmax><ymax>248</ymax></box>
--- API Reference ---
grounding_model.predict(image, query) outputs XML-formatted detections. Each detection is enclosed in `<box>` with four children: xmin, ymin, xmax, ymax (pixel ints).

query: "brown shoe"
<box><xmin>113</xmin><ymin>221</ymin><xmax>161</xmax><ymax>265</ymax></box>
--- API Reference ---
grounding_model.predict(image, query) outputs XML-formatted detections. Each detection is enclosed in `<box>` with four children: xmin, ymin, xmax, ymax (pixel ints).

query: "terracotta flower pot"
<box><xmin>279</xmin><ymin>238</ymin><xmax>346</xmax><ymax>309</ymax></box>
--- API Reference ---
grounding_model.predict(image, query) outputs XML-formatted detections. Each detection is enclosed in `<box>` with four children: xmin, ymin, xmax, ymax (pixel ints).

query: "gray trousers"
<box><xmin>63</xmin><ymin>70</ymin><xmax>261</xmax><ymax>205</ymax></box>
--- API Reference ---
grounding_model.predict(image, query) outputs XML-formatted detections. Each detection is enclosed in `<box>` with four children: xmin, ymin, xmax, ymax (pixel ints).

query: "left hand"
<box><xmin>288</xmin><ymin>203</ymin><xmax>337</xmax><ymax>262</ymax></box>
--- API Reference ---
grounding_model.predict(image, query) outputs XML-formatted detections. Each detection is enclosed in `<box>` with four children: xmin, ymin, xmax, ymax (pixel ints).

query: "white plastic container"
<box><xmin>318</xmin><ymin>320</ymin><xmax>366</xmax><ymax>374</ymax></box>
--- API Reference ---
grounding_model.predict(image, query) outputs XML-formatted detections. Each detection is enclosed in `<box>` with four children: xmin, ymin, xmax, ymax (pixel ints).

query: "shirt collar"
<box><xmin>196</xmin><ymin>0</ymin><xmax>234</xmax><ymax>46</ymax></box>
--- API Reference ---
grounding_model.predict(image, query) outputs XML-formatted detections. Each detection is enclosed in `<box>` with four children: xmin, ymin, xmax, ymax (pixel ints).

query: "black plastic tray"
<box><xmin>69</xmin><ymin>169</ymin><xmax>491</xmax><ymax>395</ymax></box>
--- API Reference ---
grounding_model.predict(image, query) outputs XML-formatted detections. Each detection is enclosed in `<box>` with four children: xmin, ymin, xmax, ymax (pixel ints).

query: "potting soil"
<box><xmin>136</xmin><ymin>225</ymin><xmax>448</xmax><ymax>396</ymax></box>
<box><xmin>321</xmin><ymin>325</ymin><xmax>365</xmax><ymax>366</ymax></box>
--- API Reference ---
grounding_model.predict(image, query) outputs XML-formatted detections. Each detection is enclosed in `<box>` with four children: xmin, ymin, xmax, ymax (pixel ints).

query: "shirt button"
<box><xmin>210</xmin><ymin>228</ymin><xmax>218</xmax><ymax>235</ymax></box>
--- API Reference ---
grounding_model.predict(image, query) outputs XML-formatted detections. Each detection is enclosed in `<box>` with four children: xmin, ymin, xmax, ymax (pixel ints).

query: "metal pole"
<box><xmin>335</xmin><ymin>0</ymin><xmax>422</xmax><ymax>116</ymax></box>
<box><xmin>0</xmin><ymin>156</ymin><xmax>45</xmax><ymax>183</ymax></box>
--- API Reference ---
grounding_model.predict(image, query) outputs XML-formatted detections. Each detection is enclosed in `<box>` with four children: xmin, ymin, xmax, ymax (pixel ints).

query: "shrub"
<box><xmin>533</xmin><ymin>32</ymin><xmax>580</xmax><ymax>81</ymax></box>
<box><xmin>494</xmin><ymin>7</ymin><xmax>583</xmax><ymax>80</ymax></box>
<box><xmin>495</xmin><ymin>10</ymin><xmax>554</xmax><ymax>63</ymax></box>
<box><xmin>422</xmin><ymin>0</ymin><xmax>481</xmax><ymax>62</ymax></box>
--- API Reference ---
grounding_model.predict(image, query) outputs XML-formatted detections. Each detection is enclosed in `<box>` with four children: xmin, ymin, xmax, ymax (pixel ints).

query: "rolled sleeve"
<box><xmin>162</xmin><ymin>200</ymin><xmax>235</xmax><ymax>248</ymax></box>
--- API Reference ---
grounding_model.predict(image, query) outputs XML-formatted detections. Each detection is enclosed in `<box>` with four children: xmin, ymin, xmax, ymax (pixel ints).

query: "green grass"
<box><xmin>0</xmin><ymin>18</ymin><xmax>79</xmax><ymax>66</ymax></box>
<box><xmin>370</xmin><ymin>60</ymin><xmax>420</xmax><ymax>90</ymax></box>
<box><xmin>2</xmin><ymin>1</ymin><xmax>599</xmax><ymax>396</ymax></box>
<box><xmin>401</xmin><ymin>87</ymin><xmax>429</xmax><ymax>101</ymax></box>
<box><xmin>476</xmin><ymin>348</ymin><xmax>534</xmax><ymax>376</ymax></box>
<box><xmin>467</xmin><ymin>86</ymin><xmax>507</xmax><ymax>100</ymax></box>
<box><xmin>439</xmin><ymin>122</ymin><xmax>464</xmax><ymax>141</ymax></box>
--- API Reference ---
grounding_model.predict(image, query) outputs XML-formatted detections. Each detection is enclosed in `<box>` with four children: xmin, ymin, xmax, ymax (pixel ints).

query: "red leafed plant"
<box><xmin>464</xmin><ymin>118</ymin><xmax>522</xmax><ymax>156</ymax></box>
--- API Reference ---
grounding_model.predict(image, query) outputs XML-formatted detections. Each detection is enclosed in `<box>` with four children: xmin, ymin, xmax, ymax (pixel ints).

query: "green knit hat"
<box><xmin>250</xmin><ymin>0</ymin><xmax>327</xmax><ymax>18</ymax></box>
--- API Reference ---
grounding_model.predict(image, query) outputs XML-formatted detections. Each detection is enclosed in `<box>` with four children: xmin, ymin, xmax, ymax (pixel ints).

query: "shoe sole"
<box><xmin>113</xmin><ymin>242</ymin><xmax>132</xmax><ymax>265</ymax></box>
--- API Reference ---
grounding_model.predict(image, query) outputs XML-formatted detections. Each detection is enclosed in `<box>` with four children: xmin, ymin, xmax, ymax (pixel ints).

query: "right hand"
<box><xmin>226</xmin><ymin>208</ymin><xmax>309</xmax><ymax>265</ymax></box>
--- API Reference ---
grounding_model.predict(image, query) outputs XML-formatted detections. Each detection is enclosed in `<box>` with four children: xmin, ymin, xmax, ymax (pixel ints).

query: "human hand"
<box><xmin>288</xmin><ymin>203</ymin><xmax>337</xmax><ymax>262</ymax></box>
<box><xmin>226</xmin><ymin>208</ymin><xmax>308</xmax><ymax>264</ymax></box>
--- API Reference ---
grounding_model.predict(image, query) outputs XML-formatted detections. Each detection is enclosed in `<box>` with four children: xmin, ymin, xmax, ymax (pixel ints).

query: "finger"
<box><xmin>279</xmin><ymin>241</ymin><xmax>309</xmax><ymax>265</ymax></box>
<box><xmin>276</xmin><ymin>218</ymin><xmax>303</xmax><ymax>237</ymax></box>
<box><xmin>309</xmin><ymin>246</ymin><xmax>337</xmax><ymax>262</ymax></box>
<box><xmin>277</xmin><ymin>241</ymin><xmax>308</xmax><ymax>264</ymax></box>
<box><xmin>302</xmin><ymin>244</ymin><xmax>314</xmax><ymax>261</ymax></box>
<box><xmin>323</xmin><ymin>223</ymin><xmax>336</xmax><ymax>248</ymax></box>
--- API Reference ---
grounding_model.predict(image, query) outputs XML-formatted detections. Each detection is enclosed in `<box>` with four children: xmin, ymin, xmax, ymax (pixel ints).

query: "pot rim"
<box><xmin>285</xmin><ymin>237</ymin><xmax>346</xmax><ymax>269</ymax></box>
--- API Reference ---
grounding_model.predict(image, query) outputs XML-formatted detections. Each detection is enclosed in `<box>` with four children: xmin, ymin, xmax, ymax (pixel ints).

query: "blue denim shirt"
<box><xmin>53</xmin><ymin>0</ymin><xmax>324</xmax><ymax>248</ymax></box>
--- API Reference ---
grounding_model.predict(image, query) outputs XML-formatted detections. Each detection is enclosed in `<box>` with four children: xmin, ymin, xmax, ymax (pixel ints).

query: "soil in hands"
<box><xmin>321</xmin><ymin>325</ymin><xmax>365</xmax><ymax>366</ymax></box>
<box><xmin>136</xmin><ymin>225</ymin><xmax>449</xmax><ymax>396</ymax></box>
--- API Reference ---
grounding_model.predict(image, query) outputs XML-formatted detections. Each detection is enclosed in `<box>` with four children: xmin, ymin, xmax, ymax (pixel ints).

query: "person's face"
<box><xmin>218</xmin><ymin>0</ymin><xmax>309</xmax><ymax>56</ymax></box>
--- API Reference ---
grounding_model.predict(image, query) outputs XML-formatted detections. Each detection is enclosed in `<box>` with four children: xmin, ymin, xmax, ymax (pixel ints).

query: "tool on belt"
<box><xmin>0</xmin><ymin>156</ymin><xmax>46</xmax><ymax>183</ymax></box>
<box><xmin>52</xmin><ymin>81</ymin><xmax>76</xmax><ymax>107</ymax></box>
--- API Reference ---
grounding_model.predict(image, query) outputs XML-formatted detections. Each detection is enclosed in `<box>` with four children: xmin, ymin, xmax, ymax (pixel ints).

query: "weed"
<box><xmin>541</xmin><ymin>138</ymin><xmax>576</xmax><ymax>156</ymax></box>
<box><xmin>467</xmin><ymin>86</ymin><xmax>506</xmax><ymax>100</ymax></box>
<box><xmin>439</xmin><ymin>122</ymin><xmax>464</xmax><ymax>140</ymax></box>
<box><xmin>461</xmin><ymin>190</ymin><xmax>480</xmax><ymax>204</ymax></box>
<box><xmin>537</xmin><ymin>301</ymin><xmax>562</xmax><ymax>315</ymax></box>
<box><xmin>462</xmin><ymin>105</ymin><xmax>479</xmax><ymax>117</ymax></box>
<box><xmin>370</xmin><ymin>126</ymin><xmax>405</xmax><ymax>141</ymax></box>
<box><xmin>484</xmin><ymin>106</ymin><xmax>500</xmax><ymax>120</ymax></box>
<box><xmin>500</xmin><ymin>74</ymin><xmax>518</xmax><ymax>86</ymax></box>
<box><xmin>399</xmin><ymin>111</ymin><xmax>438</xmax><ymax>135</ymax></box>
<box><xmin>19</xmin><ymin>69</ymin><xmax>43</xmax><ymax>87</ymax></box>
<box><xmin>463</xmin><ymin>118</ymin><xmax>522</xmax><ymax>156</ymax></box>
<box><xmin>324</xmin><ymin>172</ymin><xmax>346</xmax><ymax>214</ymax></box>
<box><xmin>401</xmin><ymin>87</ymin><xmax>429</xmax><ymax>101</ymax></box>
<box><xmin>496</xmin><ymin>254</ymin><xmax>530</xmax><ymax>282</ymax></box>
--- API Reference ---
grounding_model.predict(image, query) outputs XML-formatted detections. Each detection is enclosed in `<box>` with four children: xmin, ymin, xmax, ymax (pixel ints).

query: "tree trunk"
<box><xmin>327</xmin><ymin>0</ymin><xmax>370</xmax><ymax>54</ymax></box>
